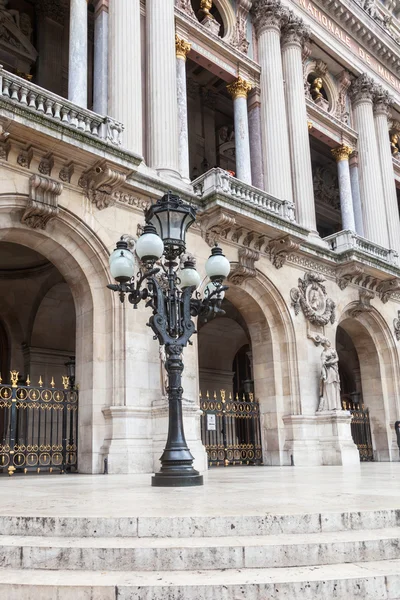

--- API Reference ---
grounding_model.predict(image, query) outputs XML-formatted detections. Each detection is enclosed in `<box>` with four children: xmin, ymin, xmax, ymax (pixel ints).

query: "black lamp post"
<box><xmin>108</xmin><ymin>192</ymin><xmax>230</xmax><ymax>487</ymax></box>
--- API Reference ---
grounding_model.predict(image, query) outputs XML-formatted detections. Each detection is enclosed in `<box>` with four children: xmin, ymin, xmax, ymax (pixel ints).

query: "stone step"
<box><xmin>1</xmin><ymin>528</ymin><xmax>400</xmax><ymax>571</ymax></box>
<box><xmin>0</xmin><ymin>560</ymin><xmax>400</xmax><ymax>599</ymax></box>
<box><xmin>1</xmin><ymin>508</ymin><xmax>399</xmax><ymax>538</ymax></box>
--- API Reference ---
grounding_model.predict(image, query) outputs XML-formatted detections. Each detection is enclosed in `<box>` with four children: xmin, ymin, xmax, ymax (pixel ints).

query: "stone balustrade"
<box><xmin>325</xmin><ymin>230</ymin><xmax>399</xmax><ymax>266</ymax></box>
<box><xmin>193</xmin><ymin>168</ymin><xmax>296</xmax><ymax>222</ymax></box>
<box><xmin>0</xmin><ymin>68</ymin><xmax>123</xmax><ymax>146</ymax></box>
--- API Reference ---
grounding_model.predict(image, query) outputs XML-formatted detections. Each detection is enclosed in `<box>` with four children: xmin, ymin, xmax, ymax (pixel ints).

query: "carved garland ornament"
<box><xmin>290</xmin><ymin>272</ymin><xmax>336</xmax><ymax>326</ymax></box>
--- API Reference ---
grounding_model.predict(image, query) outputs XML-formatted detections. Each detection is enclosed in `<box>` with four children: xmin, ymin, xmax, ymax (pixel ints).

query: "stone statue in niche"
<box><xmin>391</xmin><ymin>132</ymin><xmax>399</xmax><ymax>157</ymax></box>
<box><xmin>310</xmin><ymin>76</ymin><xmax>324</xmax><ymax>101</ymax></box>
<box><xmin>318</xmin><ymin>341</ymin><xmax>342</xmax><ymax>411</ymax></box>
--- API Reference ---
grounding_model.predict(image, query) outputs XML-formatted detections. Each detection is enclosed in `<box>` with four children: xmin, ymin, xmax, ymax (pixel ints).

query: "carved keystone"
<box><xmin>21</xmin><ymin>174</ymin><xmax>62</xmax><ymax>230</ymax></box>
<box><xmin>228</xmin><ymin>247</ymin><xmax>259</xmax><ymax>286</ymax></box>
<box><xmin>349</xmin><ymin>289</ymin><xmax>375</xmax><ymax>318</ymax></box>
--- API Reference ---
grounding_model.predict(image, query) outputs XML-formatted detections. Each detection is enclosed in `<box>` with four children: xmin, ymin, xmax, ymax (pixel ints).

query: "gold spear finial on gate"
<box><xmin>50</xmin><ymin>377</ymin><xmax>55</xmax><ymax>389</ymax></box>
<box><xmin>26</xmin><ymin>375</ymin><xmax>31</xmax><ymax>386</ymax></box>
<box><xmin>38</xmin><ymin>376</ymin><xmax>43</xmax><ymax>388</ymax></box>
<box><xmin>220</xmin><ymin>390</ymin><xmax>226</xmax><ymax>403</ymax></box>
<box><xmin>62</xmin><ymin>376</ymin><xmax>70</xmax><ymax>390</ymax></box>
<box><xmin>10</xmin><ymin>370</ymin><xmax>19</xmax><ymax>388</ymax></box>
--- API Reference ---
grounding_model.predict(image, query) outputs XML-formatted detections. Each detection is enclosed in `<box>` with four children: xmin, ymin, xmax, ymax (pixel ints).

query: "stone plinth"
<box><xmin>316</xmin><ymin>410</ymin><xmax>360</xmax><ymax>466</ymax></box>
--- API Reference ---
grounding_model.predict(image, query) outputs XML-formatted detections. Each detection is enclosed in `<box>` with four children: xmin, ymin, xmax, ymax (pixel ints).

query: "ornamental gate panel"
<box><xmin>342</xmin><ymin>397</ymin><xmax>374</xmax><ymax>462</ymax></box>
<box><xmin>200</xmin><ymin>389</ymin><xmax>263</xmax><ymax>467</ymax></box>
<box><xmin>0</xmin><ymin>371</ymin><xmax>78</xmax><ymax>475</ymax></box>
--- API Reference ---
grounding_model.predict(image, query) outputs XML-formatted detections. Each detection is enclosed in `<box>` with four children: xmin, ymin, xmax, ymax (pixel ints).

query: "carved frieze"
<box><xmin>228</xmin><ymin>247</ymin><xmax>259</xmax><ymax>286</ymax></box>
<box><xmin>335</xmin><ymin>70</ymin><xmax>351</xmax><ymax>125</ymax></box>
<box><xmin>268</xmin><ymin>235</ymin><xmax>300</xmax><ymax>269</ymax></box>
<box><xmin>78</xmin><ymin>162</ymin><xmax>127</xmax><ymax>210</ymax></box>
<box><xmin>21</xmin><ymin>174</ymin><xmax>62</xmax><ymax>230</ymax></box>
<box><xmin>290</xmin><ymin>272</ymin><xmax>336</xmax><ymax>326</ymax></box>
<box><xmin>349</xmin><ymin>289</ymin><xmax>375</xmax><ymax>318</ymax></box>
<box><xmin>231</xmin><ymin>0</ymin><xmax>251</xmax><ymax>54</ymax></box>
<box><xmin>38</xmin><ymin>156</ymin><xmax>54</xmax><ymax>177</ymax></box>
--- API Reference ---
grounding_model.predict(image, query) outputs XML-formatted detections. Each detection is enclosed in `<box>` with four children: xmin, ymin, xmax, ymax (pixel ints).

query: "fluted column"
<box><xmin>227</xmin><ymin>77</ymin><xmax>252</xmax><ymax>185</ymax></box>
<box><xmin>147</xmin><ymin>0</ymin><xmax>180</xmax><ymax>176</ymax></box>
<box><xmin>108</xmin><ymin>0</ymin><xmax>142</xmax><ymax>155</ymax></box>
<box><xmin>93</xmin><ymin>0</ymin><xmax>108</xmax><ymax>115</ymax></box>
<box><xmin>349</xmin><ymin>74</ymin><xmax>389</xmax><ymax>248</ymax></box>
<box><xmin>68</xmin><ymin>0</ymin><xmax>88</xmax><ymax>108</ymax></box>
<box><xmin>281</xmin><ymin>15</ymin><xmax>316</xmax><ymax>231</ymax></box>
<box><xmin>248</xmin><ymin>89</ymin><xmax>264</xmax><ymax>189</ymax></box>
<box><xmin>331</xmin><ymin>145</ymin><xmax>356</xmax><ymax>232</ymax></box>
<box><xmin>251</xmin><ymin>0</ymin><xmax>292</xmax><ymax>201</ymax></box>
<box><xmin>176</xmin><ymin>35</ymin><xmax>191</xmax><ymax>181</ymax></box>
<box><xmin>374</xmin><ymin>90</ymin><xmax>400</xmax><ymax>253</ymax></box>
<box><xmin>349</xmin><ymin>152</ymin><xmax>364</xmax><ymax>237</ymax></box>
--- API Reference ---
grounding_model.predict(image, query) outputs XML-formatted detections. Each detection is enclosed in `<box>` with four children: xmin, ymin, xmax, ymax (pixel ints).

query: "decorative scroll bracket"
<box><xmin>268</xmin><ymin>235</ymin><xmax>300</xmax><ymax>269</ymax></box>
<box><xmin>349</xmin><ymin>289</ymin><xmax>375</xmax><ymax>318</ymax></box>
<box><xmin>377</xmin><ymin>278</ymin><xmax>400</xmax><ymax>304</ymax></box>
<box><xmin>78</xmin><ymin>161</ymin><xmax>127</xmax><ymax>210</ymax></box>
<box><xmin>21</xmin><ymin>174</ymin><xmax>62</xmax><ymax>230</ymax></box>
<box><xmin>228</xmin><ymin>247</ymin><xmax>259</xmax><ymax>286</ymax></box>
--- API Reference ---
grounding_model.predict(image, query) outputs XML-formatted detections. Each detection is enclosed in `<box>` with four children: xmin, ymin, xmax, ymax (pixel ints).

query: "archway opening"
<box><xmin>0</xmin><ymin>241</ymin><xmax>78</xmax><ymax>474</ymax></box>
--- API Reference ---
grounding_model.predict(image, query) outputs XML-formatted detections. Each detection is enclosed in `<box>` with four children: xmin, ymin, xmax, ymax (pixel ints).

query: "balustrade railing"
<box><xmin>0</xmin><ymin>370</ymin><xmax>78</xmax><ymax>476</ymax></box>
<box><xmin>193</xmin><ymin>168</ymin><xmax>296</xmax><ymax>222</ymax></box>
<box><xmin>0</xmin><ymin>68</ymin><xmax>123</xmax><ymax>146</ymax></box>
<box><xmin>324</xmin><ymin>230</ymin><xmax>399</xmax><ymax>266</ymax></box>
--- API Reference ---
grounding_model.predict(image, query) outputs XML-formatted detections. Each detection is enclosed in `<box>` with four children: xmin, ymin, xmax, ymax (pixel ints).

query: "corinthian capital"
<box><xmin>349</xmin><ymin>73</ymin><xmax>377</xmax><ymax>105</ymax></box>
<box><xmin>374</xmin><ymin>86</ymin><xmax>394</xmax><ymax>118</ymax></box>
<box><xmin>251</xmin><ymin>0</ymin><xmax>288</xmax><ymax>35</ymax></box>
<box><xmin>281</xmin><ymin>12</ymin><xmax>310</xmax><ymax>48</ymax></box>
<box><xmin>227</xmin><ymin>76</ymin><xmax>252</xmax><ymax>99</ymax></box>
<box><xmin>175</xmin><ymin>35</ymin><xmax>191</xmax><ymax>60</ymax></box>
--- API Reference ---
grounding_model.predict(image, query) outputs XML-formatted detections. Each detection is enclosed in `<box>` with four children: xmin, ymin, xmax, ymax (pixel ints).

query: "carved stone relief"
<box><xmin>349</xmin><ymin>289</ymin><xmax>375</xmax><ymax>318</ymax></box>
<box><xmin>268</xmin><ymin>235</ymin><xmax>300</xmax><ymax>269</ymax></box>
<box><xmin>290</xmin><ymin>272</ymin><xmax>336</xmax><ymax>326</ymax></box>
<box><xmin>393</xmin><ymin>310</ymin><xmax>400</xmax><ymax>341</ymax></box>
<box><xmin>21</xmin><ymin>174</ymin><xmax>62</xmax><ymax>230</ymax></box>
<box><xmin>78</xmin><ymin>162</ymin><xmax>127</xmax><ymax>210</ymax></box>
<box><xmin>312</xmin><ymin>166</ymin><xmax>340</xmax><ymax>211</ymax></box>
<box><xmin>228</xmin><ymin>247</ymin><xmax>259</xmax><ymax>286</ymax></box>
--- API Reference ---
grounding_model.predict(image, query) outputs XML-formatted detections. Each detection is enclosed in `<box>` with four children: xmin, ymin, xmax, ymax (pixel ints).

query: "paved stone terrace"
<box><xmin>1</xmin><ymin>463</ymin><xmax>399</xmax><ymax>518</ymax></box>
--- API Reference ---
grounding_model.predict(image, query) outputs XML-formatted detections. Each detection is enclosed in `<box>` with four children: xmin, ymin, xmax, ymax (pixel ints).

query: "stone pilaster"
<box><xmin>147</xmin><ymin>0</ymin><xmax>180</xmax><ymax>177</ymax></box>
<box><xmin>251</xmin><ymin>0</ymin><xmax>293</xmax><ymax>201</ymax></box>
<box><xmin>331</xmin><ymin>145</ymin><xmax>356</xmax><ymax>232</ymax></box>
<box><xmin>349</xmin><ymin>152</ymin><xmax>364</xmax><ymax>237</ymax></box>
<box><xmin>108</xmin><ymin>0</ymin><xmax>142</xmax><ymax>155</ymax></box>
<box><xmin>227</xmin><ymin>76</ymin><xmax>253</xmax><ymax>185</ymax></box>
<box><xmin>176</xmin><ymin>35</ymin><xmax>191</xmax><ymax>181</ymax></box>
<box><xmin>68</xmin><ymin>0</ymin><xmax>88</xmax><ymax>108</ymax></box>
<box><xmin>349</xmin><ymin>74</ymin><xmax>389</xmax><ymax>248</ymax></box>
<box><xmin>93</xmin><ymin>0</ymin><xmax>108</xmax><ymax>115</ymax></box>
<box><xmin>281</xmin><ymin>14</ymin><xmax>316</xmax><ymax>232</ymax></box>
<box><xmin>248</xmin><ymin>89</ymin><xmax>264</xmax><ymax>190</ymax></box>
<box><xmin>374</xmin><ymin>89</ymin><xmax>400</xmax><ymax>254</ymax></box>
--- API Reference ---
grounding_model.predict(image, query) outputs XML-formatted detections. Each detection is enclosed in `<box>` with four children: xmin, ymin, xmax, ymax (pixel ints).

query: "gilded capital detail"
<box><xmin>227</xmin><ymin>76</ymin><xmax>252</xmax><ymax>100</ymax></box>
<box><xmin>331</xmin><ymin>145</ymin><xmax>353</xmax><ymax>162</ymax></box>
<box><xmin>251</xmin><ymin>0</ymin><xmax>288</xmax><ymax>35</ymax></box>
<box><xmin>175</xmin><ymin>35</ymin><xmax>191</xmax><ymax>60</ymax></box>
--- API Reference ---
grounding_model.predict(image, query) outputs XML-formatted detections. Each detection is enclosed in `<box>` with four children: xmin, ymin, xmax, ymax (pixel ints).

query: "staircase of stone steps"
<box><xmin>0</xmin><ymin>510</ymin><xmax>400</xmax><ymax>599</ymax></box>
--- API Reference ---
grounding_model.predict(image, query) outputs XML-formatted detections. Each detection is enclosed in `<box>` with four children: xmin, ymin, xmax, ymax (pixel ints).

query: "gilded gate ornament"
<box><xmin>290</xmin><ymin>272</ymin><xmax>336</xmax><ymax>326</ymax></box>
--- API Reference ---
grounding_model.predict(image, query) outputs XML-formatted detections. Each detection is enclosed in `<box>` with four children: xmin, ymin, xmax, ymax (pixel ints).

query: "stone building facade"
<box><xmin>1</xmin><ymin>0</ymin><xmax>400</xmax><ymax>474</ymax></box>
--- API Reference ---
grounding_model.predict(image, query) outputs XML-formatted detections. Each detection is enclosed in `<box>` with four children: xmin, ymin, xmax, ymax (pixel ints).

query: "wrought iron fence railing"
<box><xmin>0</xmin><ymin>370</ymin><xmax>78</xmax><ymax>475</ymax></box>
<box><xmin>342</xmin><ymin>396</ymin><xmax>374</xmax><ymax>462</ymax></box>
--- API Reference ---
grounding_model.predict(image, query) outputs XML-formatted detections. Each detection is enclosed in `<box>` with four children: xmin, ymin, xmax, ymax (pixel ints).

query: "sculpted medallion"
<box><xmin>290</xmin><ymin>272</ymin><xmax>336</xmax><ymax>326</ymax></box>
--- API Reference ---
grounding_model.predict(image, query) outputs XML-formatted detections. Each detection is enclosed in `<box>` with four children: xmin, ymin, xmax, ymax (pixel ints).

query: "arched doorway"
<box><xmin>337</xmin><ymin>308</ymin><xmax>400</xmax><ymax>462</ymax></box>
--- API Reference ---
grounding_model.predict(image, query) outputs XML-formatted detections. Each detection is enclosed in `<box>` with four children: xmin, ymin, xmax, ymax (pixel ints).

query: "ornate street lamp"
<box><xmin>108</xmin><ymin>191</ymin><xmax>230</xmax><ymax>486</ymax></box>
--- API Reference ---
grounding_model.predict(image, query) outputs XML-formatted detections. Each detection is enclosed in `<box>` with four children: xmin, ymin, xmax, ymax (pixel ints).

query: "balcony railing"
<box><xmin>324</xmin><ymin>230</ymin><xmax>399</xmax><ymax>266</ymax></box>
<box><xmin>0</xmin><ymin>67</ymin><xmax>123</xmax><ymax>147</ymax></box>
<box><xmin>193</xmin><ymin>168</ymin><xmax>296</xmax><ymax>222</ymax></box>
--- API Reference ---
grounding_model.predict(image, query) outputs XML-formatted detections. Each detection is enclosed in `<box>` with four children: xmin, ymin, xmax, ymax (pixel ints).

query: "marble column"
<box><xmin>331</xmin><ymin>145</ymin><xmax>356</xmax><ymax>232</ymax></box>
<box><xmin>281</xmin><ymin>15</ymin><xmax>317</xmax><ymax>232</ymax></box>
<box><xmin>176</xmin><ymin>35</ymin><xmax>191</xmax><ymax>181</ymax></box>
<box><xmin>374</xmin><ymin>90</ymin><xmax>400</xmax><ymax>254</ymax></box>
<box><xmin>68</xmin><ymin>0</ymin><xmax>88</xmax><ymax>108</ymax></box>
<box><xmin>251</xmin><ymin>0</ymin><xmax>292</xmax><ymax>200</ymax></box>
<box><xmin>147</xmin><ymin>0</ymin><xmax>180</xmax><ymax>177</ymax></box>
<box><xmin>349</xmin><ymin>74</ymin><xmax>389</xmax><ymax>248</ymax></box>
<box><xmin>248</xmin><ymin>89</ymin><xmax>264</xmax><ymax>190</ymax></box>
<box><xmin>93</xmin><ymin>0</ymin><xmax>108</xmax><ymax>115</ymax></box>
<box><xmin>108</xmin><ymin>0</ymin><xmax>142</xmax><ymax>155</ymax></box>
<box><xmin>227</xmin><ymin>77</ymin><xmax>252</xmax><ymax>185</ymax></box>
<box><xmin>349</xmin><ymin>152</ymin><xmax>365</xmax><ymax>237</ymax></box>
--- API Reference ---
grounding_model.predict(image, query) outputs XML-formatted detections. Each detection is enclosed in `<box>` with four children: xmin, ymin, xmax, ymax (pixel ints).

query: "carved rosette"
<box><xmin>281</xmin><ymin>13</ymin><xmax>310</xmax><ymax>48</ymax></box>
<box><xmin>251</xmin><ymin>0</ymin><xmax>288</xmax><ymax>35</ymax></box>
<box><xmin>349</xmin><ymin>73</ymin><xmax>377</xmax><ymax>106</ymax></box>
<box><xmin>290</xmin><ymin>272</ymin><xmax>336</xmax><ymax>326</ymax></box>
<box><xmin>175</xmin><ymin>35</ymin><xmax>191</xmax><ymax>60</ymax></box>
<box><xmin>227</xmin><ymin>77</ymin><xmax>252</xmax><ymax>100</ymax></box>
<box><xmin>21</xmin><ymin>174</ymin><xmax>62</xmax><ymax>230</ymax></box>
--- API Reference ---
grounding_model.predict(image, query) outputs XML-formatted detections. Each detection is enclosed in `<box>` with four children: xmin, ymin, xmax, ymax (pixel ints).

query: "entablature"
<box><xmin>306</xmin><ymin>98</ymin><xmax>358</xmax><ymax>147</ymax></box>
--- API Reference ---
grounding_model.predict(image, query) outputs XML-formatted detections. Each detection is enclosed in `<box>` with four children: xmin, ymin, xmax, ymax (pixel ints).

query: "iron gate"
<box><xmin>200</xmin><ymin>389</ymin><xmax>263</xmax><ymax>467</ymax></box>
<box><xmin>0</xmin><ymin>370</ymin><xmax>78</xmax><ymax>475</ymax></box>
<box><xmin>342</xmin><ymin>398</ymin><xmax>374</xmax><ymax>461</ymax></box>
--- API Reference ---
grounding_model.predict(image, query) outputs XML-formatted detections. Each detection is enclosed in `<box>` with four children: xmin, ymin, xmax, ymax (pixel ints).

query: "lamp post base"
<box><xmin>152</xmin><ymin>472</ymin><xmax>204</xmax><ymax>487</ymax></box>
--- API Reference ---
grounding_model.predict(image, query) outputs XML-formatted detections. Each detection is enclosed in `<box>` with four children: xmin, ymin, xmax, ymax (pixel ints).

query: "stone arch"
<box><xmin>213</xmin><ymin>0</ymin><xmax>236</xmax><ymax>41</ymax></box>
<box><xmin>222</xmin><ymin>270</ymin><xmax>300</xmax><ymax>465</ymax></box>
<box><xmin>337</xmin><ymin>303</ymin><xmax>400</xmax><ymax>461</ymax></box>
<box><xmin>0</xmin><ymin>194</ymin><xmax>119</xmax><ymax>473</ymax></box>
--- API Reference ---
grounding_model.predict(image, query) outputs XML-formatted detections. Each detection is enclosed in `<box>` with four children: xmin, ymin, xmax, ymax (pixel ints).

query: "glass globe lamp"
<box><xmin>109</xmin><ymin>239</ymin><xmax>135</xmax><ymax>283</ymax></box>
<box><xmin>205</xmin><ymin>245</ymin><xmax>230</xmax><ymax>282</ymax></box>
<box><xmin>180</xmin><ymin>259</ymin><xmax>201</xmax><ymax>289</ymax></box>
<box><xmin>136</xmin><ymin>224</ymin><xmax>164</xmax><ymax>262</ymax></box>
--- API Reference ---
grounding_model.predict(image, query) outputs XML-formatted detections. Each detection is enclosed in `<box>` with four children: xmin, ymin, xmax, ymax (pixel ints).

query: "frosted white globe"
<box><xmin>136</xmin><ymin>232</ymin><xmax>164</xmax><ymax>260</ymax></box>
<box><xmin>180</xmin><ymin>266</ymin><xmax>201</xmax><ymax>289</ymax></box>
<box><xmin>109</xmin><ymin>248</ymin><xmax>135</xmax><ymax>282</ymax></box>
<box><xmin>205</xmin><ymin>252</ymin><xmax>230</xmax><ymax>280</ymax></box>
<box><xmin>204</xmin><ymin>281</ymin><xmax>225</xmax><ymax>300</ymax></box>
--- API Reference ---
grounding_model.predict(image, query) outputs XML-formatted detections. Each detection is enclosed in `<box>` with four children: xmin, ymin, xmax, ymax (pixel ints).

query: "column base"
<box><xmin>152</xmin><ymin>472</ymin><xmax>203</xmax><ymax>487</ymax></box>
